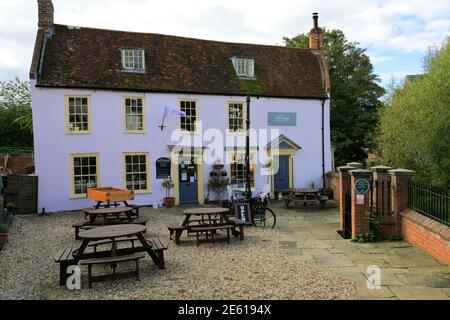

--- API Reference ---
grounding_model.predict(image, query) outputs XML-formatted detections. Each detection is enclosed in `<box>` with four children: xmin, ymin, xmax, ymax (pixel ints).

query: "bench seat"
<box><xmin>53</xmin><ymin>248</ymin><xmax>76</xmax><ymax>286</ymax></box>
<box><xmin>80</xmin><ymin>253</ymin><xmax>145</xmax><ymax>289</ymax></box>
<box><xmin>190</xmin><ymin>225</ymin><xmax>234</xmax><ymax>246</ymax></box>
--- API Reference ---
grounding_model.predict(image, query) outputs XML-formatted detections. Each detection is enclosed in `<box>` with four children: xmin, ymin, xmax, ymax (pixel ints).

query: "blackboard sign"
<box><xmin>234</xmin><ymin>202</ymin><xmax>252</xmax><ymax>225</ymax></box>
<box><xmin>156</xmin><ymin>157</ymin><xmax>171</xmax><ymax>179</ymax></box>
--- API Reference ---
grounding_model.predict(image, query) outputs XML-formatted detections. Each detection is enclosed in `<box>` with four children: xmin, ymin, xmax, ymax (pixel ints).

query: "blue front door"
<box><xmin>274</xmin><ymin>156</ymin><xmax>290</xmax><ymax>190</ymax></box>
<box><xmin>179</xmin><ymin>161</ymin><xmax>198</xmax><ymax>204</ymax></box>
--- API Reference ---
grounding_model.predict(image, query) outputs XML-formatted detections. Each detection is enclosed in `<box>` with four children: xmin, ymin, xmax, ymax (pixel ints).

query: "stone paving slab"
<box><xmin>274</xmin><ymin>201</ymin><xmax>450</xmax><ymax>300</ymax></box>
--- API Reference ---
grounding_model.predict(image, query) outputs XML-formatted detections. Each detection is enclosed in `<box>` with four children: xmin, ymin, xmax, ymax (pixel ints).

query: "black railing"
<box><xmin>408</xmin><ymin>183</ymin><xmax>450</xmax><ymax>226</ymax></box>
<box><xmin>369</xmin><ymin>177</ymin><xmax>392</xmax><ymax>216</ymax></box>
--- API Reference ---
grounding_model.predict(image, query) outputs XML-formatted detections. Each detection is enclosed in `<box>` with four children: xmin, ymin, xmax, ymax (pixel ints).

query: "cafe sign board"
<box><xmin>156</xmin><ymin>157</ymin><xmax>171</xmax><ymax>179</ymax></box>
<box><xmin>355</xmin><ymin>179</ymin><xmax>370</xmax><ymax>194</ymax></box>
<box><xmin>268</xmin><ymin>112</ymin><xmax>297</xmax><ymax>126</ymax></box>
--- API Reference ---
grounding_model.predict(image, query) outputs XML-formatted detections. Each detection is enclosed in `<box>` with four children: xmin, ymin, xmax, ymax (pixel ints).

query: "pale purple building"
<box><xmin>30</xmin><ymin>0</ymin><xmax>332</xmax><ymax>212</ymax></box>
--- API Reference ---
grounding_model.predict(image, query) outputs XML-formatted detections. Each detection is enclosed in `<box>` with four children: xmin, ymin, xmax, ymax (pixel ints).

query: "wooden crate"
<box><xmin>86</xmin><ymin>187</ymin><xmax>134</xmax><ymax>202</ymax></box>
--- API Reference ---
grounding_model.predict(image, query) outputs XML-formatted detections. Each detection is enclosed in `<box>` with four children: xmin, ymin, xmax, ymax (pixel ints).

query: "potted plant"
<box><xmin>161</xmin><ymin>177</ymin><xmax>175</xmax><ymax>208</ymax></box>
<box><xmin>0</xmin><ymin>215</ymin><xmax>11</xmax><ymax>246</ymax></box>
<box><xmin>207</xmin><ymin>162</ymin><xmax>230</xmax><ymax>205</ymax></box>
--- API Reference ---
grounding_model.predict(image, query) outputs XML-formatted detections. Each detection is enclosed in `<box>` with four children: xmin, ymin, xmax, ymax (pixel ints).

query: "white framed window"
<box><xmin>228</xmin><ymin>102</ymin><xmax>245</xmax><ymax>133</ymax></box>
<box><xmin>180</xmin><ymin>99</ymin><xmax>198</xmax><ymax>132</ymax></box>
<box><xmin>231</xmin><ymin>57</ymin><xmax>255</xmax><ymax>78</ymax></box>
<box><xmin>122</xmin><ymin>49</ymin><xmax>145</xmax><ymax>71</ymax></box>
<box><xmin>70</xmin><ymin>153</ymin><xmax>99</xmax><ymax>198</ymax></box>
<box><xmin>66</xmin><ymin>96</ymin><xmax>91</xmax><ymax>134</ymax></box>
<box><xmin>123</xmin><ymin>97</ymin><xmax>146</xmax><ymax>133</ymax></box>
<box><xmin>229</xmin><ymin>152</ymin><xmax>255</xmax><ymax>188</ymax></box>
<box><xmin>123</xmin><ymin>153</ymin><xmax>150</xmax><ymax>192</ymax></box>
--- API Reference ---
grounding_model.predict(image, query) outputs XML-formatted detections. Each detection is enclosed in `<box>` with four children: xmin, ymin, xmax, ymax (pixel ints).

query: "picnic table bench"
<box><xmin>80</xmin><ymin>253</ymin><xmax>145</xmax><ymax>289</ymax></box>
<box><xmin>72</xmin><ymin>216</ymin><xmax>149</xmax><ymax>240</ymax></box>
<box><xmin>167</xmin><ymin>207</ymin><xmax>245</xmax><ymax>245</ymax></box>
<box><xmin>283</xmin><ymin>188</ymin><xmax>328</xmax><ymax>209</ymax></box>
<box><xmin>54</xmin><ymin>225</ymin><xmax>167</xmax><ymax>287</ymax></box>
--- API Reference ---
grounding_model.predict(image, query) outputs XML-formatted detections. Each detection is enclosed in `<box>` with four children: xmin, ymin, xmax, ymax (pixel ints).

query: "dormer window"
<box><xmin>122</xmin><ymin>49</ymin><xmax>145</xmax><ymax>72</ymax></box>
<box><xmin>231</xmin><ymin>57</ymin><xmax>255</xmax><ymax>78</ymax></box>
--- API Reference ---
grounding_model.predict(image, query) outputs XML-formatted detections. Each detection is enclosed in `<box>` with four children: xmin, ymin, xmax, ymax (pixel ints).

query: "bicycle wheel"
<box><xmin>252</xmin><ymin>207</ymin><xmax>276</xmax><ymax>228</ymax></box>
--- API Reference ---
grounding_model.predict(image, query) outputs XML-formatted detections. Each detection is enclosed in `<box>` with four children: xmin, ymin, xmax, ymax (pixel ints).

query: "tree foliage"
<box><xmin>284</xmin><ymin>29</ymin><xmax>385</xmax><ymax>166</ymax></box>
<box><xmin>0</xmin><ymin>78</ymin><xmax>33</xmax><ymax>150</ymax></box>
<box><xmin>377</xmin><ymin>37</ymin><xmax>450</xmax><ymax>189</ymax></box>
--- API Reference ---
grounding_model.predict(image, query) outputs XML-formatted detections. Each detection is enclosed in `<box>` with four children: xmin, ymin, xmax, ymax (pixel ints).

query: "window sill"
<box><xmin>66</xmin><ymin>131</ymin><xmax>92</xmax><ymax>135</ymax></box>
<box><xmin>123</xmin><ymin>131</ymin><xmax>147</xmax><ymax>134</ymax></box>
<box><xmin>122</xmin><ymin>69</ymin><xmax>146</xmax><ymax>74</ymax></box>
<box><xmin>132</xmin><ymin>190</ymin><xmax>152</xmax><ymax>195</ymax></box>
<box><xmin>70</xmin><ymin>194</ymin><xmax>87</xmax><ymax>199</ymax></box>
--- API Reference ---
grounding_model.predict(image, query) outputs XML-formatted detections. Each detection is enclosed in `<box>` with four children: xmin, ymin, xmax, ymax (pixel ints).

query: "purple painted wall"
<box><xmin>31</xmin><ymin>82</ymin><xmax>331</xmax><ymax>212</ymax></box>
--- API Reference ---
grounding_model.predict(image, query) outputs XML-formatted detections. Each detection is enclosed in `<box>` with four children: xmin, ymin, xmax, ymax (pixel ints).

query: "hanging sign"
<box><xmin>355</xmin><ymin>179</ymin><xmax>370</xmax><ymax>194</ymax></box>
<box><xmin>234</xmin><ymin>202</ymin><xmax>252</xmax><ymax>225</ymax></box>
<box><xmin>156</xmin><ymin>157</ymin><xmax>171</xmax><ymax>179</ymax></box>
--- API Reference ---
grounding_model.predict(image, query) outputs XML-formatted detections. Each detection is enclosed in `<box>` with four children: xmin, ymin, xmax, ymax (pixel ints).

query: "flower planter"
<box><xmin>164</xmin><ymin>197</ymin><xmax>176</xmax><ymax>208</ymax></box>
<box><xmin>0</xmin><ymin>233</ymin><xmax>9</xmax><ymax>246</ymax></box>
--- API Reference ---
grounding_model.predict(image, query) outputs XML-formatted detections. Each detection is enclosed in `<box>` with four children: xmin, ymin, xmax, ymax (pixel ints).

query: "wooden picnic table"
<box><xmin>168</xmin><ymin>207</ymin><xmax>244</xmax><ymax>244</ymax></box>
<box><xmin>54</xmin><ymin>224</ymin><xmax>168</xmax><ymax>286</ymax></box>
<box><xmin>283</xmin><ymin>188</ymin><xmax>325</xmax><ymax>209</ymax></box>
<box><xmin>84</xmin><ymin>206</ymin><xmax>134</xmax><ymax>224</ymax></box>
<box><xmin>182</xmin><ymin>207</ymin><xmax>231</xmax><ymax>226</ymax></box>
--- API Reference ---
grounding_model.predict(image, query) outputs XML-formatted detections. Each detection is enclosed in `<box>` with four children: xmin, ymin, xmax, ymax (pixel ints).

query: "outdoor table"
<box><xmin>182</xmin><ymin>207</ymin><xmax>231</xmax><ymax>226</ymax></box>
<box><xmin>172</xmin><ymin>207</ymin><xmax>242</xmax><ymax>243</ymax></box>
<box><xmin>284</xmin><ymin>188</ymin><xmax>321</xmax><ymax>208</ymax></box>
<box><xmin>84</xmin><ymin>206</ymin><xmax>134</xmax><ymax>224</ymax></box>
<box><xmin>74</xmin><ymin>224</ymin><xmax>159</xmax><ymax>263</ymax></box>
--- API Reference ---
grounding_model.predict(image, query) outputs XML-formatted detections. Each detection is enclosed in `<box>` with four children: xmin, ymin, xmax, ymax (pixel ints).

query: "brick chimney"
<box><xmin>309</xmin><ymin>13</ymin><xmax>324</xmax><ymax>50</ymax></box>
<box><xmin>37</xmin><ymin>0</ymin><xmax>54</xmax><ymax>33</ymax></box>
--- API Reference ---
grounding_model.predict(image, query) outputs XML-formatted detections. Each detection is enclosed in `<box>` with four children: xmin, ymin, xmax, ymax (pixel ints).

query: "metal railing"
<box><xmin>408</xmin><ymin>183</ymin><xmax>450</xmax><ymax>226</ymax></box>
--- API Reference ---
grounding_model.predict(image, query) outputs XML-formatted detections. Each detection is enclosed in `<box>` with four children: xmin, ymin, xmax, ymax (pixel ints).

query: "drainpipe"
<box><xmin>321</xmin><ymin>99</ymin><xmax>326</xmax><ymax>188</ymax></box>
<box><xmin>245</xmin><ymin>95</ymin><xmax>252</xmax><ymax>199</ymax></box>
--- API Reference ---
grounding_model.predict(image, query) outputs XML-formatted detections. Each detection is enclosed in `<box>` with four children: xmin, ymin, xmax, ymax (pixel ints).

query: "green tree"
<box><xmin>284</xmin><ymin>29</ymin><xmax>385</xmax><ymax>166</ymax></box>
<box><xmin>377</xmin><ymin>37</ymin><xmax>450</xmax><ymax>189</ymax></box>
<box><xmin>0</xmin><ymin>78</ymin><xmax>33</xmax><ymax>151</ymax></box>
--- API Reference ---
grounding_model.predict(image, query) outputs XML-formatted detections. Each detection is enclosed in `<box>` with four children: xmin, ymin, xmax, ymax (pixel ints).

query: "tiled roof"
<box><xmin>33</xmin><ymin>24</ymin><xmax>329</xmax><ymax>99</ymax></box>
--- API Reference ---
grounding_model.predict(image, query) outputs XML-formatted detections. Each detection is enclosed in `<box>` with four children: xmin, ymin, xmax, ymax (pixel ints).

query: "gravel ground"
<box><xmin>0</xmin><ymin>207</ymin><xmax>357</xmax><ymax>300</ymax></box>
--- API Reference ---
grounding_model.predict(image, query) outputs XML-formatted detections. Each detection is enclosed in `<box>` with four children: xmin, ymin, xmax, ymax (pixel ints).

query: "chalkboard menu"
<box><xmin>156</xmin><ymin>157</ymin><xmax>171</xmax><ymax>179</ymax></box>
<box><xmin>234</xmin><ymin>202</ymin><xmax>252</xmax><ymax>225</ymax></box>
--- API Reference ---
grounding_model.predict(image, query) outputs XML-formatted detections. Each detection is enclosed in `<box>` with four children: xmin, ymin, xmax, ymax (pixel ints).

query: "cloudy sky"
<box><xmin>1</xmin><ymin>0</ymin><xmax>449</xmax><ymax>85</ymax></box>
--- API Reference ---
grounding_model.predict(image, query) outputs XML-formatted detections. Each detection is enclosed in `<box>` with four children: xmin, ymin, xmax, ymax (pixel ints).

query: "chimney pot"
<box><xmin>313</xmin><ymin>12</ymin><xmax>319</xmax><ymax>29</ymax></box>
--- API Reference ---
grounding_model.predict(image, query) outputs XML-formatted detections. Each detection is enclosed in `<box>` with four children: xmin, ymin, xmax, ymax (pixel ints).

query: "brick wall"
<box><xmin>326</xmin><ymin>172</ymin><xmax>340</xmax><ymax>203</ymax></box>
<box><xmin>401</xmin><ymin>209</ymin><xmax>450</xmax><ymax>265</ymax></box>
<box><xmin>1</xmin><ymin>154</ymin><xmax>35</xmax><ymax>175</ymax></box>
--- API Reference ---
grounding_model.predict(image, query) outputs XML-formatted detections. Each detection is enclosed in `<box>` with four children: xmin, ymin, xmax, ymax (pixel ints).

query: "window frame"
<box><xmin>121</xmin><ymin>49</ymin><xmax>146</xmax><ymax>72</ymax></box>
<box><xmin>227</xmin><ymin>151</ymin><xmax>256</xmax><ymax>190</ymax></box>
<box><xmin>70</xmin><ymin>153</ymin><xmax>100</xmax><ymax>199</ymax></box>
<box><xmin>65</xmin><ymin>95</ymin><xmax>92</xmax><ymax>135</ymax></box>
<box><xmin>122</xmin><ymin>152</ymin><xmax>151</xmax><ymax>194</ymax></box>
<box><xmin>179</xmin><ymin>99</ymin><xmax>199</xmax><ymax>134</ymax></box>
<box><xmin>227</xmin><ymin>101</ymin><xmax>246</xmax><ymax>134</ymax></box>
<box><xmin>231</xmin><ymin>57</ymin><xmax>255</xmax><ymax>78</ymax></box>
<box><xmin>122</xmin><ymin>96</ymin><xmax>147</xmax><ymax>134</ymax></box>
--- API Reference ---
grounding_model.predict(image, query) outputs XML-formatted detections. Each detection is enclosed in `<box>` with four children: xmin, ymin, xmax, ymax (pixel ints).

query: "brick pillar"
<box><xmin>338</xmin><ymin>165</ymin><xmax>355</xmax><ymax>232</ymax></box>
<box><xmin>349</xmin><ymin>169</ymin><xmax>372</xmax><ymax>237</ymax></box>
<box><xmin>371</xmin><ymin>165</ymin><xmax>392</xmax><ymax>215</ymax></box>
<box><xmin>389</xmin><ymin>169</ymin><xmax>415</xmax><ymax>237</ymax></box>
